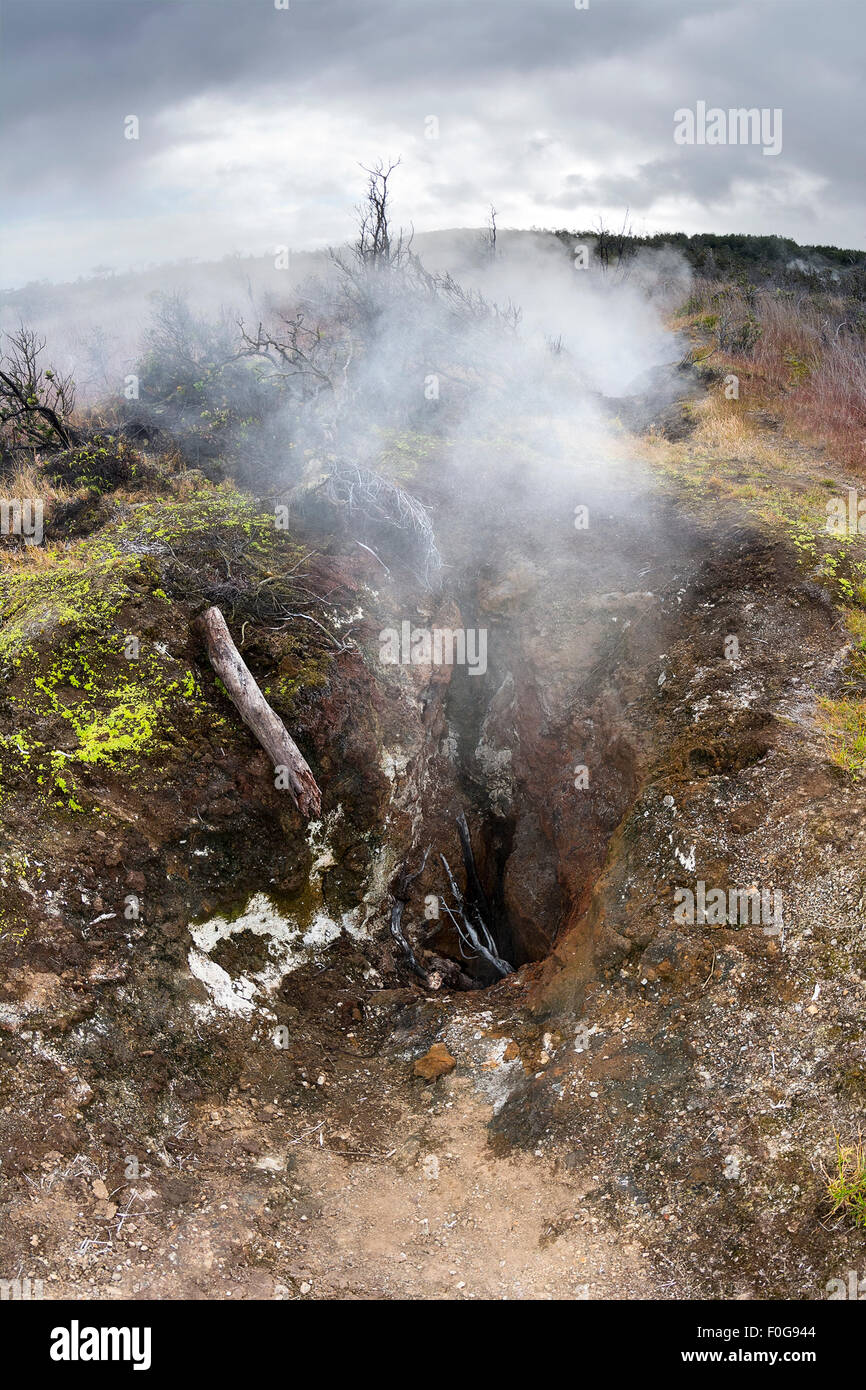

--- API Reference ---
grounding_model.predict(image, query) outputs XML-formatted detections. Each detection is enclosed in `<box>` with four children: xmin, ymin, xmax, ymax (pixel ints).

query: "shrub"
<box><xmin>43</xmin><ymin>434</ymin><xmax>154</xmax><ymax>493</ymax></box>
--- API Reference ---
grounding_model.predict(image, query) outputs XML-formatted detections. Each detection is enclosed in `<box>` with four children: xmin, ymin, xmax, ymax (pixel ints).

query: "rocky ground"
<box><xmin>1</xmin><ymin>372</ymin><xmax>865</xmax><ymax>1301</ymax></box>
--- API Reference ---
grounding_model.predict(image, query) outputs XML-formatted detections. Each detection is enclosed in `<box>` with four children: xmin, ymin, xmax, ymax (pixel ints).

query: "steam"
<box><xmin>0</xmin><ymin>200</ymin><xmax>692</xmax><ymax>560</ymax></box>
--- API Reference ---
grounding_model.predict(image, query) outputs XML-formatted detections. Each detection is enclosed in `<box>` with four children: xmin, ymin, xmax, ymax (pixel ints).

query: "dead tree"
<box><xmin>455</xmin><ymin>811</ymin><xmax>492</xmax><ymax>923</ymax></box>
<box><xmin>0</xmin><ymin>325</ymin><xmax>76</xmax><ymax>451</ymax></box>
<box><xmin>195</xmin><ymin>605</ymin><xmax>322</xmax><ymax>818</ymax></box>
<box><xmin>354</xmin><ymin>158</ymin><xmax>407</xmax><ymax>272</ymax></box>
<box><xmin>390</xmin><ymin>845</ymin><xmax>475</xmax><ymax>991</ymax></box>
<box><xmin>594</xmin><ymin>211</ymin><xmax>635</xmax><ymax>283</ymax></box>
<box><xmin>327</xmin><ymin>158</ymin><xmax>417</xmax><ymax>328</ymax></box>
<box><xmin>482</xmin><ymin>205</ymin><xmax>497</xmax><ymax>261</ymax></box>
<box><xmin>238</xmin><ymin>312</ymin><xmax>345</xmax><ymax>402</ymax></box>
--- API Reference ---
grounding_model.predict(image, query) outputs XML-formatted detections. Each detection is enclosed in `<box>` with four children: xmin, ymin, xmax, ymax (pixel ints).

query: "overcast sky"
<box><xmin>1</xmin><ymin>0</ymin><xmax>863</xmax><ymax>287</ymax></box>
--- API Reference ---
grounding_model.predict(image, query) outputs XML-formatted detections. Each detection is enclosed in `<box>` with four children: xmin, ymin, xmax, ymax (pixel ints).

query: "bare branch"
<box><xmin>0</xmin><ymin>324</ymin><xmax>76</xmax><ymax>451</ymax></box>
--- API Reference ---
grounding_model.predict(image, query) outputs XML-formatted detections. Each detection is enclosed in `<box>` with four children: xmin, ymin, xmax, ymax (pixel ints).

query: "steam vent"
<box><xmin>1</xmin><ymin>0</ymin><xmax>865</xmax><ymax>1347</ymax></box>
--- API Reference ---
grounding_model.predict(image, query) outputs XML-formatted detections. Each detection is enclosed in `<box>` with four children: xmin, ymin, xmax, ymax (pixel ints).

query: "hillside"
<box><xmin>2</xmin><ymin>220</ymin><xmax>866</xmax><ymax>1301</ymax></box>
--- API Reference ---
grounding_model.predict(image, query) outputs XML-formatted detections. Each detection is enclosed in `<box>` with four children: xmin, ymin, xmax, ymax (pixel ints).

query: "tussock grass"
<box><xmin>1</xmin><ymin>462</ymin><xmax>64</xmax><ymax>506</ymax></box>
<box><xmin>678</xmin><ymin>280</ymin><xmax>866</xmax><ymax>473</ymax></box>
<box><xmin>826</xmin><ymin>1135</ymin><xmax>866</xmax><ymax>1227</ymax></box>
<box><xmin>692</xmin><ymin>394</ymin><xmax>779</xmax><ymax>464</ymax></box>
<box><xmin>818</xmin><ymin>698</ymin><xmax>866</xmax><ymax>779</ymax></box>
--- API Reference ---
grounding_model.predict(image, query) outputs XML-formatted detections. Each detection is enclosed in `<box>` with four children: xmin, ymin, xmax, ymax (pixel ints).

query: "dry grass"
<box><xmin>825</xmin><ymin>1134</ymin><xmax>866</xmax><ymax>1227</ymax></box>
<box><xmin>1</xmin><ymin>462</ymin><xmax>65</xmax><ymax>506</ymax></box>
<box><xmin>693</xmin><ymin>394</ymin><xmax>779</xmax><ymax>464</ymax></box>
<box><xmin>642</xmin><ymin>393</ymin><xmax>831</xmax><ymax>532</ymax></box>
<box><xmin>815</xmin><ymin>608</ymin><xmax>866</xmax><ymax>779</ymax></box>
<box><xmin>0</xmin><ymin>464</ymin><xmax>64</xmax><ymax>568</ymax></box>
<box><xmin>818</xmin><ymin>698</ymin><xmax>866</xmax><ymax>779</ymax></box>
<box><xmin>642</xmin><ymin>374</ymin><xmax>866</xmax><ymax>789</ymax></box>
<box><xmin>0</xmin><ymin>542</ymin><xmax>69</xmax><ymax>572</ymax></box>
<box><xmin>679</xmin><ymin>280</ymin><xmax>866</xmax><ymax>473</ymax></box>
<box><xmin>752</xmin><ymin>296</ymin><xmax>866</xmax><ymax>471</ymax></box>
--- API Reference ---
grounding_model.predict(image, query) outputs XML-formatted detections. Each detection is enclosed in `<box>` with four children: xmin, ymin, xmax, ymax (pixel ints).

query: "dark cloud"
<box><xmin>1</xmin><ymin>0</ymin><xmax>863</xmax><ymax>284</ymax></box>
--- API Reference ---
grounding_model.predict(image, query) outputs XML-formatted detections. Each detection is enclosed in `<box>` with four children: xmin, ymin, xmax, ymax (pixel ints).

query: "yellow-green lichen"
<box><xmin>0</xmin><ymin>483</ymin><xmax>314</xmax><ymax>816</ymax></box>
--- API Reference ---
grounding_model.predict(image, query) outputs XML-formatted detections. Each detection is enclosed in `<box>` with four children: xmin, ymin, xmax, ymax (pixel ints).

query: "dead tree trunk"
<box><xmin>195</xmin><ymin>605</ymin><xmax>322</xmax><ymax>818</ymax></box>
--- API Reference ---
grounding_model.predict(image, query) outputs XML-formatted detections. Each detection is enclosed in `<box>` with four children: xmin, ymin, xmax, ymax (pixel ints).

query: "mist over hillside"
<box><xmin>4</xmin><ymin>224</ymin><xmax>863</xmax><ymax>408</ymax></box>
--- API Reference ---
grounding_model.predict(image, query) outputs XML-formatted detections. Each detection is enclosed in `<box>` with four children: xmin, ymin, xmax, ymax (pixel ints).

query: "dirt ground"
<box><xmin>22</xmin><ymin>1086</ymin><xmax>655</xmax><ymax>1302</ymax></box>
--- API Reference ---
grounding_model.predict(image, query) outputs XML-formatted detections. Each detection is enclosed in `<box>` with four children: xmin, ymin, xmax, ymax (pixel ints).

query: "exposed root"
<box><xmin>389</xmin><ymin>845</ymin><xmax>433</xmax><ymax>982</ymax></box>
<box><xmin>322</xmin><ymin>459</ymin><xmax>442</xmax><ymax>587</ymax></box>
<box><xmin>440</xmin><ymin>843</ymin><xmax>513</xmax><ymax>980</ymax></box>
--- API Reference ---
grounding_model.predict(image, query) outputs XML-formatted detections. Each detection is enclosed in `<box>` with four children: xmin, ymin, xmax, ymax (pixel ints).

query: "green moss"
<box><xmin>274</xmin><ymin>640</ymin><xmax>330</xmax><ymax>711</ymax></box>
<box><xmin>0</xmin><ymin>906</ymin><xmax>28</xmax><ymax>942</ymax></box>
<box><xmin>375</xmin><ymin>429</ymin><xmax>443</xmax><ymax>480</ymax></box>
<box><xmin>0</xmin><ymin>482</ymin><xmax>316</xmax><ymax>816</ymax></box>
<box><xmin>72</xmin><ymin>695</ymin><xmax>158</xmax><ymax>763</ymax></box>
<box><xmin>0</xmin><ymin>496</ymin><xmax>232</xmax><ymax>805</ymax></box>
<box><xmin>44</xmin><ymin>434</ymin><xmax>150</xmax><ymax>494</ymax></box>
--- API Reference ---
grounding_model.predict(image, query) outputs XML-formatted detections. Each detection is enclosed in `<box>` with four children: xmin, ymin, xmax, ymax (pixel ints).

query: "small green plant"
<box><xmin>783</xmin><ymin>349</ymin><xmax>813</xmax><ymax>385</ymax></box>
<box><xmin>818</xmin><ymin>697</ymin><xmax>866</xmax><ymax>777</ymax></box>
<box><xmin>785</xmin><ymin>519</ymin><xmax>819</xmax><ymax>561</ymax></box>
<box><xmin>826</xmin><ymin>1135</ymin><xmax>866</xmax><ymax>1227</ymax></box>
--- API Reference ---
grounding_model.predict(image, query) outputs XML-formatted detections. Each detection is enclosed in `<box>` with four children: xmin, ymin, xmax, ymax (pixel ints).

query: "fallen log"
<box><xmin>194</xmin><ymin>604</ymin><xmax>322</xmax><ymax>818</ymax></box>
